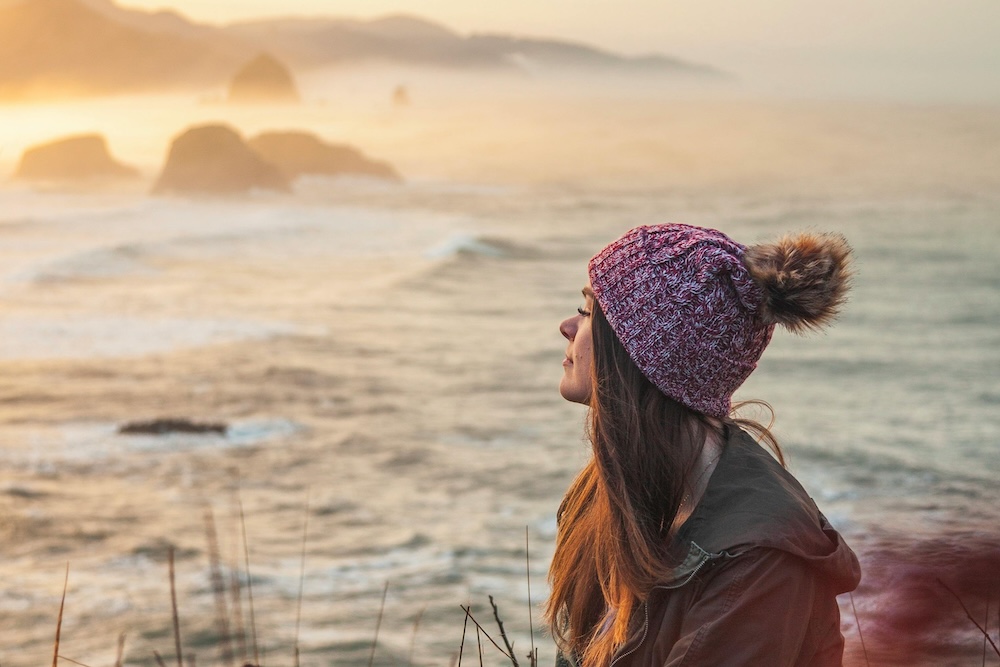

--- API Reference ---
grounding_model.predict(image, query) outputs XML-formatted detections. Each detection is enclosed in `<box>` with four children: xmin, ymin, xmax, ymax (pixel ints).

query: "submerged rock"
<box><xmin>118</xmin><ymin>418</ymin><xmax>227</xmax><ymax>435</ymax></box>
<box><xmin>14</xmin><ymin>133</ymin><xmax>138</xmax><ymax>182</ymax></box>
<box><xmin>227</xmin><ymin>52</ymin><xmax>299</xmax><ymax>103</ymax></box>
<box><xmin>153</xmin><ymin>123</ymin><xmax>290</xmax><ymax>195</ymax></box>
<box><xmin>247</xmin><ymin>131</ymin><xmax>401</xmax><ymax>182</ymax></box>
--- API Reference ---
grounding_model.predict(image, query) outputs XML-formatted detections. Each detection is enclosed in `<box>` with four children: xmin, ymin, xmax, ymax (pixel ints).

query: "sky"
<box><xmin>119</xmin><ymin>0</ymin><xmax>1000</xmax><ymax>101</ymax></box>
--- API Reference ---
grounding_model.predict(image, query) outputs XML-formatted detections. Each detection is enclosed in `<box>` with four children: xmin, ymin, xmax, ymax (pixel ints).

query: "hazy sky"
<box><xmin>120</xmin><ymin>0</ymin><xmax>1000</xmax><ymax>101</ymax></box>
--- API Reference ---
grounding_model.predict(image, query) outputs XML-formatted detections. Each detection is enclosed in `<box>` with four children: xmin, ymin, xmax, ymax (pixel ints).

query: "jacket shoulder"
<box><xmin>677</xmin><ymin>427</ymin><xmax>860</xmax><ymax>593</ymax></box>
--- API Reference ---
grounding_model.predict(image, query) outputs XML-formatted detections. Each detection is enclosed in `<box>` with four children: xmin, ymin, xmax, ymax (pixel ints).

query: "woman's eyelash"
<box><xmin>577</xmin><ymin>307</ymin><xmax>591</xmax><ymax>317</ymax></box>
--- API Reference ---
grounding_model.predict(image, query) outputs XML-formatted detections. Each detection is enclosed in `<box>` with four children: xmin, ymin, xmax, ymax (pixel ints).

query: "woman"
<box><xmin>547</xmin><ymin>224</ymin><xmax>861</xmax><ymax>666</ymax></box>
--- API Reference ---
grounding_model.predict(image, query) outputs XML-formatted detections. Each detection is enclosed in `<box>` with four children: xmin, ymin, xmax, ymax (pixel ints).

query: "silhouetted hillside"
<box><xmin>223</xmin><ymin>14</ymin><xmax>507</xmax><ymax>69</ymax></box>
<box><xmin>222</xmin><ymin>14</ymin><xmax>726</xmax><ymax>75</ymax></box>
<box><xmin>75</xmin><ymin>0</ymin><xmax>216</xmax><ymax>38</ymax></box>
<box><xmin>467</xmin><ymin>34</ymin><xmax>727</xmax><ymax>76</ymax></box>
<box><xmin>0</xmin><ymin>0</ymin><xmax>248</xmax><ymax>98</ymax></box>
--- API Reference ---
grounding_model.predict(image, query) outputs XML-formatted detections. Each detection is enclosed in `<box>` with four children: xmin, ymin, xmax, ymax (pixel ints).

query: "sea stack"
<box><xmin>247</xmin><ymin>131</ymin><xmax>402</xmax><ymax>182</ymax></box>
<box><xmin>392</xmin><ymin>85</ymin><xmax>410</xmax><ymax>107</ymax></box>
<box><xmin>153</xmin><ymin>124</ymin><xmax>290</xmax><ymax>195</ymax></box>
<box><xmin>14</xmin><ymin>134</ymin><xmax>138</xmax><ymax>181</ymax></box>
<box><xmin>227</xmin><ymin>53</ymin><xmax>300</xmax><ymax>103</ymax></box>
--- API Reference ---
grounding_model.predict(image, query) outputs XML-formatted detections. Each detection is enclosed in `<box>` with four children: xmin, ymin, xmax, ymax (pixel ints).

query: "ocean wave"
<box><xmin>11</xmin><ymin>243</ymin><xmax>156</xmax><ymax>284</ymax></box>
<box><xmin>424</xmin><ymin>233</ymin><xmax>537</xmax><ymax>261</ymax></box>
<box><xmin>265</xmin><ymin>539</ymin><xmax>458</xmax><ymax>597</ymax></box>
<box><xmin>0</xmin><ymin>193</ymin><xmax>464</xmax><ymax>280</ymax></box>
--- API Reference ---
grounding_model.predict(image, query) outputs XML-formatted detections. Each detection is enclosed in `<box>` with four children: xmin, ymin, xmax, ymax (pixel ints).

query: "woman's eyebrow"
<box><xmin>582</xmin><ymin>287</ymin><xmax>595</xmax><ymax>298</ymax></box>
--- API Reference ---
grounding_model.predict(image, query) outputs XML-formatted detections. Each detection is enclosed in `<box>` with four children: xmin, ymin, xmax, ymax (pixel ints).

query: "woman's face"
<box><xmin>559</xmin><ymin>283</ymin><xmax>595</xmax><ymax>404</ymax></box>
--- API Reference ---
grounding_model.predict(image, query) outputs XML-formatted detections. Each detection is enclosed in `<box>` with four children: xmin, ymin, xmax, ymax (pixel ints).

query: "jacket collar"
<box><xmin>660</xmin><ymin>425</ymin><xmax>860</xmax><ymax>594</ymax></box>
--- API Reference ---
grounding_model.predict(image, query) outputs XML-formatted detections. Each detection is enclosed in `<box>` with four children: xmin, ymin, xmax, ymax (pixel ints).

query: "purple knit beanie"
<box><xmin>588</xmin><ymin>223</ymin><xmax>852</xmax><ymax>418</ymax></box>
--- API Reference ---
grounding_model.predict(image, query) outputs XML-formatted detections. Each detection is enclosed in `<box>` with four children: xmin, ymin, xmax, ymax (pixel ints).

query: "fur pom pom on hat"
<box><xmin>588</xmin><ymin>223</ymin><xmax>852</xmax><ymax>418</ymax></box>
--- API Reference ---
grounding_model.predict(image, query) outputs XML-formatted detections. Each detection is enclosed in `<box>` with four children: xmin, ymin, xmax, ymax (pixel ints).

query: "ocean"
<box><xmin>0</xmin><ymin>70</ymin><xmax>998</xmax><ymax>666</ymax></box>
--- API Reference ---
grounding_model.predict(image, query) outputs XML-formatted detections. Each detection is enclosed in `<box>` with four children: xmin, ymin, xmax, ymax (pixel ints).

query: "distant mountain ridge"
<box><xmin>223</xmin><ymin>14</ymin><xmax>724</xmax><ymax>75</ymax></box>
<box><xmin>0</xmin><ymin>0</ymin><xmax>726</xmax><ymax>99</ymax></box>
<box><xmin>74</xmin><ymin>0</ymin><xmax>222</xmax><ymax>39</ymax></box>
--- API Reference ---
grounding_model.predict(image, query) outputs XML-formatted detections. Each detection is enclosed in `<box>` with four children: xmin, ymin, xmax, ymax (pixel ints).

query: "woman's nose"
<box><xmin>560</xmin><ymin>316</ymin><xmax>576</xmax><ymax>341</ymax></box>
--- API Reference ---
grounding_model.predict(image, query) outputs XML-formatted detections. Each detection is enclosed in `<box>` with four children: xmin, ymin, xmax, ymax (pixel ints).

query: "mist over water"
<box><xmin>0</xmin><ymin>68</ymin><xmax>998</xmax><ymax>665</ymax></box>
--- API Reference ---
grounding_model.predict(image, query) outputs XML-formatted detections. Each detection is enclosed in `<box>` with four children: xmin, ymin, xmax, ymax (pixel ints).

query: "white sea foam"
<box><xmin>424</xmin><ymin>233</ymin><xmax>507</xmax><ymax>260</ymax></box>
<box><xmin>0</xmin><ymin>190</ymin><xmax>463</xmax><ymax>283</ymax></box>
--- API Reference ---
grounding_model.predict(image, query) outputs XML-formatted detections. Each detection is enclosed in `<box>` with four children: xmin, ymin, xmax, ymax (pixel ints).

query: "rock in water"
<box><xmin>247</xmin><ymin>131</ymin><xmax>402</xmax><ymax>182</ymax></box>
<box><xmin>228</xmin><ymin>52</ymin><xmax>299</xmax><ymax>103</ymax></box>
<box><xmin>14</xmin><ymin>134</ymin><xmax>138</xmax><ymax>181</ymax></box>
<box><xmin>118</xmin><ymin>418</ymin><xmax>227</xmax><ymax>435</ymax></box>
<box><xmin>153</xmin><ymin>124</ymin><xmax>290</xmax><ymax>195</ymax></box>
<box><xmin>392</xmin><ymin>85</ymin><xmax>410</xmax><ymax>107</ymax></box>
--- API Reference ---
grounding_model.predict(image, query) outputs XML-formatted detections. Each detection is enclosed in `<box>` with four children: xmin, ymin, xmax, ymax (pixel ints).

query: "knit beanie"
<box><xmin>588</xmin><ymin>223</ymin><xmax>852</xmax><ymax>418</ymax></box>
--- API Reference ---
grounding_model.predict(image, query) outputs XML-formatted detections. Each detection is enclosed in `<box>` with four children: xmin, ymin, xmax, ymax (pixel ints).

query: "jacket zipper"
<box><xmin>608</xmin><ymin>556</ymin><xmax>712</xmax><ymax>667</ymax></box>
<box><xmin>609</xmin><ymin>601</ymin><xmax>648</xmax><ymax>667</ymax></box>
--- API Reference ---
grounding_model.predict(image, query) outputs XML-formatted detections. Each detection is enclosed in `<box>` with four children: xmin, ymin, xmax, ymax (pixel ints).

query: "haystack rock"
<box><xmin>227</xmin><ymin>53</ymin><xmax>299</xmax><ymax>103</ymax></box>
<box><xmin>392</xmin><ymin>85</ymin><xmax>410</xmax><ymax>107</ymax></box>
<box><xmin>153</xmin><ymin>124</ymin><xmax>290</xmax><ymax>195</ymax></box>
<box><xmin>14</xmin><ymin>134</ymin><xmax>138</xmax><ymax>181</ymax></box>
<box><xmin>247</xmin><ymin>131</ymin><xmax>402</xmax><ymax>182</ymax></box>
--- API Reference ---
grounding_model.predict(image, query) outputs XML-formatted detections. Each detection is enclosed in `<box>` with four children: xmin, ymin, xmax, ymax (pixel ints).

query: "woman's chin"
<box><xmin>559</xmin><ymin>383</ymin><xmax>591</xmax><ymax>405</ymax></box>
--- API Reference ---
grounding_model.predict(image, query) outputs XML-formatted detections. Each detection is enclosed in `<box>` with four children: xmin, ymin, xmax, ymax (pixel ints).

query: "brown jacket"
<box><xmin>561</xmin><ymin>426</ymin><xmax>861</xmax><ymax>667</ymax></box>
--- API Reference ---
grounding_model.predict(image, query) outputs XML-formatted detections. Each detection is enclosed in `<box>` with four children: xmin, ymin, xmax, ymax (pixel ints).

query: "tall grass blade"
<box><xmin>56</xmin><ymin>657</ymin><xmax>92</xmax><ymax>667</ymax></box>
<box><xmin>848</xmin><ymin>592</ymin><xmax>870</xmax><ymax>667</ymax></box>
<box><xmin>229</xmin><ymin>568</ymin><xmax>246</xmax><ymax>663</ymax></box>
<box><xmin>114</xmin><ymin>632</ymin><xmax>126</xmax><ymax>667</ymax></box>
<box><xmin>228</xmin><ymin>515</ymin><xmax>247</xmax><ymax>666</ymax></box>
<box><xmin>457</xmin><ymin>604</ymin><xmax>469</xmax><ymax>667</ymax></box>
<box><xmin>238</xmin><ymin>495</ymin><xmax>260</xmax><ymax>667</ymax></box>
<box><xmin>368</xmin><ymin>581</ymin><xmax>389</xmax><ymax>667</ymax></box>
<box><xmin>203</xmin><ymin>506</ymin><xmax>234</xmax><ymax>667</ymax></box>
<box><xmin>169</xmin><ymin>547</ymin><xmax>183</xmax><ymax>667</ymax></box>
<box><xmin>490</xmin><ymin>595</ymin><xmax>519</xmax><ymax>667</ymax></box>
<box><xmin>407</xmin><ymin>605</ymin><xmax>426</xmax><ymax>667</ymax></box>
<box><xmin>983</xmin><ymin>589</ymin><xmax>991</xmax><ymax>667</ymax></box>
<box><xmin>52</xmin><ymin>563</ymin><xmax>69</xmax><ymax>667</ymax></box>
<box><xmin>938</xmin><ymin>578</ymin><xmax>1000</xmax><ymax>658</ymax></box>
<box><xmin>460</xmin><ymin>605</ymin><xmax>512</xmax><ymax>662</ymax></box>
<box><xmin>294</xmin><ymin>491</ymin><xmax>310</xmax><ymax>667</ymax></box>
<box><xmin>525</xmin><ymin>527</ymin><xmax>536</xmax><ymax>667</ymax></box>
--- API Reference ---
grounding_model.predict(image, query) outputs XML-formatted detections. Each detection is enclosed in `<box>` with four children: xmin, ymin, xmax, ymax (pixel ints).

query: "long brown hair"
<box><xmin>545</xmin><ymin>302</ymin><xmax>782</xmax><ymax>665</ymax></box>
